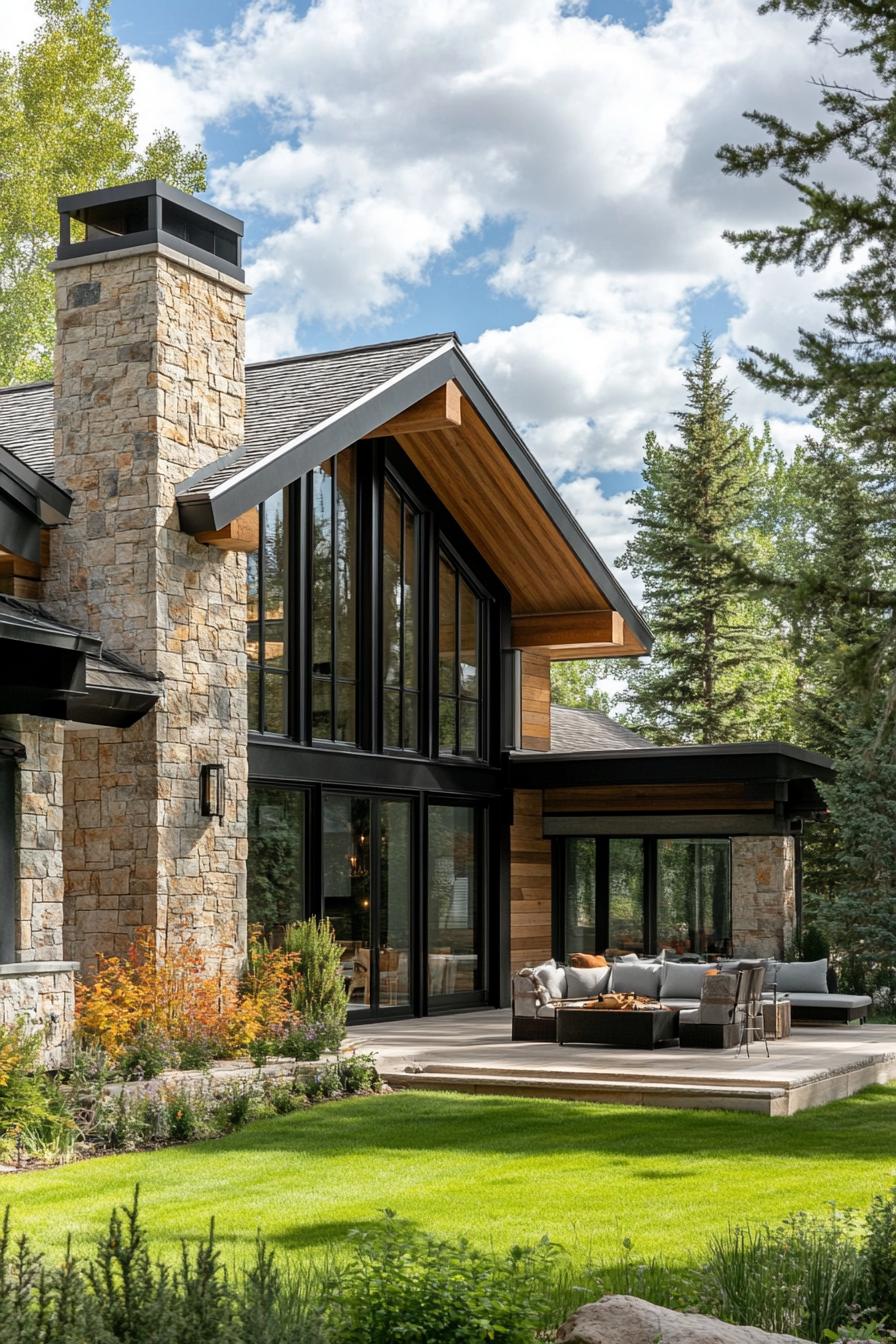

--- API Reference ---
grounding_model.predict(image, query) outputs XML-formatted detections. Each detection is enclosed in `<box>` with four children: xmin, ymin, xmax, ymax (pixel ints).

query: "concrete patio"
<box><xmin>349</xmin><ymin>1009</ymin><xmax>896</xmax><ymax>1116</ymax></box>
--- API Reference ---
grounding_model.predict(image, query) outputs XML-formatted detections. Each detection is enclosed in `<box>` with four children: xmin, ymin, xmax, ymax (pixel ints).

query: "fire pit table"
<box><xmin>556</xmin><ymin>1005</ymin><xmax>680</xmax><ymax>1050</ymax></box>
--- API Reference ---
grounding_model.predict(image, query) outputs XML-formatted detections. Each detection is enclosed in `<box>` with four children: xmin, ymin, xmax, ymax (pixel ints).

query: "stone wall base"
<box><xmin>0</xmin><ymin>964</ymin><xmax>77</xmax><ymax>1071</ymax></box>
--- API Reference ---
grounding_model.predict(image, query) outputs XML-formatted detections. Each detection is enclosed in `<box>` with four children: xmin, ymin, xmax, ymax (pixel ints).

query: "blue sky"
<box><xmin>11</xmin><ymin>0</ymin><xmax>845</xmax><ymax>575</ymax></box>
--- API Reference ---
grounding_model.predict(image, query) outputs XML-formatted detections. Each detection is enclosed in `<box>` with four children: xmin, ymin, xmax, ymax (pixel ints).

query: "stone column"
<box><xmin>44</xmin><ymin>245</ymin><xmax>250</xmax><ymax>974</ymax></box>
<box><xmin>731</xmin><ymin>835</ymin><xmax>796</xmax><ymax>958</ymax></box>
<box><xmin>0</xmin><ymin>713</ymin><xmax>76</xmax><ymax>1067</ymax></box>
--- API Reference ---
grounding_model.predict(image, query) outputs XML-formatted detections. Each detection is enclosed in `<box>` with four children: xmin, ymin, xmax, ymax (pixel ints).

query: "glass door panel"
<box><xmin>246</xmin><ymin>785</ymin><xmax>305</xmax><ymax>944</ymax></box>
<box><xmin>564</xmin><ymin>839</ymin><xmax>596</xmax><ymax>955</ymax></box>
<box><xmin>427</xmin><ymin>804</ymin><xmax>482</xmax><ymax>1000</ymax></box>
<box><xmin>322</xmin><ymin>793</ymin><xmax>414</xmax><ymax>1014</ymax></box>
<box><xmin>607</xmin><ymin>838</ymin><xmax>645</xmax><ymax>954</ymax></box>
<box><xmin>657</xmin><ymin>838</ymin><xmax>731</xmax><ymax>955</ymax></box>
<box><xmin>322</xmin><ymin>794</ymin><xmax>372</xmax><ymax>1010</ymax></box>
<box><xmin>379</xmin><ymin>799</ymin><xmax>412</xmax><ymax>1008</ymax></box>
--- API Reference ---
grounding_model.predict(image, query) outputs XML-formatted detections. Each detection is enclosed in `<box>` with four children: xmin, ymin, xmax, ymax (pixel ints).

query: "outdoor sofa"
<box><xmin>511</xmin><ymin>956</ymin><xmax>872</xmax><ymax>1041</ymax></box>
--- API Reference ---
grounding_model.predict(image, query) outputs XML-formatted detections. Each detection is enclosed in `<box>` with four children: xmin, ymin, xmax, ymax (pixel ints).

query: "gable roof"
<box><xmin>0</xmin><ymin>332</ymin><xmax>652</xmax><ymax>652</ymax></box>
<box><xmin>548</xmin><ymin>705</ymin><xmax>652</xmax><ymax>753</ymax></box>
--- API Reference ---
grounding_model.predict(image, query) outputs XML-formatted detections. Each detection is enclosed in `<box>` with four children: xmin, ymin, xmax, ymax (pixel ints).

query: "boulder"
<box><xmin>556</xmin><ymin>1295</ymin><xmax>814</xmax><ymax>1344</ymax></box>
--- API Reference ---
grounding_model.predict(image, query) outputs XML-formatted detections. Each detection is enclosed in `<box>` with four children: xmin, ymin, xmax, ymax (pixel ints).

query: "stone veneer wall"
<box><xmin>0</xmin><ymin>713</ymin><xmax>75</xmax><ymax>1067</ymax></box>
<box><xmin>731</xmin><ymin>835</ymin><xmax>796</xmax><ymax>958</ymax></box>
<box><xmin>43</xmin><ymin>245</ymin><xmax>249</xmax><ymax>973</ymax></box>
<box><xmin>0</xmin><ymin>714</ymin><xmax>65</xmax><ymax>961</ymax></box>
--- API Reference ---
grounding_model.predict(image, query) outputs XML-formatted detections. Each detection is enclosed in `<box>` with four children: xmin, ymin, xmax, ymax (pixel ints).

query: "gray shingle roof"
<box><xmin>0</xmin><ymin>381</ymin><xmax>54</xmax><ymax>478</ymax></box>
<box><xmin>0</xmin><ymin>334</ymin><xmax>456</xmax><ymax>493</ymax></box>
<box><xmin>548</xmin><ymin>705</ymin><xmax>652</xmax><ymax>752</ymax></box>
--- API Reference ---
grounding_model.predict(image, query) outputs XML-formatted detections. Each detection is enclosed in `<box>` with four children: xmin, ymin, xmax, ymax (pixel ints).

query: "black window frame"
<box><xmin>436</xmin><ymin>545</ymin><xmax>487</xmax><ymax>763</ymax></box>
<box><xmin>381</xmin><ymin>471</ymin><xmax>423</xmax><ymax>757</ymax></box>
<box><xmin>308</xmin><ymin>448</ymin><xmax>361</xmax><ymax>747</ymax></box>
<box><xmin>553</xmin><ymin>834</ymin><xmax>733</xmax><ymax>961</ymax></box>
<box><xmin>247</xmin><ymin>490</ymin><xmax>290</xmax><ymax>735</ymax></box>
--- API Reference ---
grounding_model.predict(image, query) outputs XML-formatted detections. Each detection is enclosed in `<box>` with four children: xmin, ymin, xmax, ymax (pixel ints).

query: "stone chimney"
<box><xmin>44</xmin><ymin>181</ymin><xmax>250</xmax><ymax>971</ymax></box>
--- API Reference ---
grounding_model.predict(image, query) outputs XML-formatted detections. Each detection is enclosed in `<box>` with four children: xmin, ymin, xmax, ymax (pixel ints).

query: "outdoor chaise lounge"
<box><xmin>511</xmin><ymin>957</ymin><xmax>872</xmax><ymax>1041</ymax></box>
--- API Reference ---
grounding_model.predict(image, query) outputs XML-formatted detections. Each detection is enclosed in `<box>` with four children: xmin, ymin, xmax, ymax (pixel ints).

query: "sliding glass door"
<box><xmin>322</xmin><ymin>793</ymin><xmax>413</xmax><ymax>1014</ymax></box>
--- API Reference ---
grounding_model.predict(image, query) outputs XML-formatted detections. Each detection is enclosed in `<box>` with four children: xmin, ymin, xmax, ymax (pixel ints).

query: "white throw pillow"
<box><xmin>532</xmin><ymin>959</ymin><xmax>567</xmax><ymax>1001</ymax></box>
<box><xmin>565</xmin><ymin>965</ymin><xmax>611</xmax><ymax>998</ymax></box>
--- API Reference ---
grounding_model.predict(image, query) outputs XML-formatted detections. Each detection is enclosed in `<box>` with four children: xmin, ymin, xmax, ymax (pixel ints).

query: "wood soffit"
<box><xmin>390</xmin><ymin>390</ymin><xmax>647</xmax><ymax>656</ymax></box>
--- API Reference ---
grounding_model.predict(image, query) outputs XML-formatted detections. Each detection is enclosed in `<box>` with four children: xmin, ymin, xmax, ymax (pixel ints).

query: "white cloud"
<box><xmin>0</xmin><ymin>1</ymin><xmax>39</xmax><ymax>54</ymax></box>
<box><xmin>126</xmin><ymin>0</ymin><xmax>873</xmax><ymax>560</ymax></box>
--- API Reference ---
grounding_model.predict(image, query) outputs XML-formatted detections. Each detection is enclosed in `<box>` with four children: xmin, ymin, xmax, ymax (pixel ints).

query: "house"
<box><xmin>0</xmin><ymin>181</ymin><xmax>832</xmax><ymax>1061</ymax></box>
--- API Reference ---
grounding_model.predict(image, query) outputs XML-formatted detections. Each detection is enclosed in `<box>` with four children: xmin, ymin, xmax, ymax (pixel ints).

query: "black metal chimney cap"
<box><xmin>56</xmin><ymin>179</ymin><xmax>245</xmax><ymax>282</ymax></box>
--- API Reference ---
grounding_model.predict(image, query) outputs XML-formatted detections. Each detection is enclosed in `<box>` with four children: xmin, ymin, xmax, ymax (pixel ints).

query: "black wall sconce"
<box><xmin>199</xmin><ymin>763</ymin><xmax>225</xmax><ymax>821</ymax></box>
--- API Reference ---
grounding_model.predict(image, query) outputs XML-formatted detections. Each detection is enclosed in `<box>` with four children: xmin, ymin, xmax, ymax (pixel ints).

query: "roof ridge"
<box><xmin>246</xmin><ymin>332</ymin><xmax>458</xmax><ymax>373</ymax></box>
<box><xmin>0</xmin><ymin>379</ymin><xmax>54</xmax><ymax>395</ymax></box>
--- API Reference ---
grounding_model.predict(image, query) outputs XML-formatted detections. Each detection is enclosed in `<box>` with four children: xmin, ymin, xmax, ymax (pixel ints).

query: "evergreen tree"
<box><xmin>0</xmin><ymin>0</ymin><xmax>207</xmax><ymax>385</ymax></box>
<box><xmin>618</xmin><ymin>336</ymin><xmax>787</xmax><ymax>744</ymax></box>
<box><xmin>549</xmin><ymin>661</ymin><xmax>610</xmax><ymax>712</ymax></box>
<box><xmin>718</xmin><ymin>1</ymin><xmax>896</xmax><ymax>996</ymax></box>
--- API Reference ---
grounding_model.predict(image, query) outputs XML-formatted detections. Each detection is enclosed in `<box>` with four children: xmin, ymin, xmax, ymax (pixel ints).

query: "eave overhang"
<box><xmin>509</xmin><ymin>741</ymin><xmax>835</xmax><ymax>791</ymax></box>
<box><xmin>176</xmin><ymin>339</ymin><xmax>652</xmax><ymax>654</ymax></box>
<box><xmin>0</xmin><ymin>444</ymin><xmax>72</xmax><ymax>565</ymax></box>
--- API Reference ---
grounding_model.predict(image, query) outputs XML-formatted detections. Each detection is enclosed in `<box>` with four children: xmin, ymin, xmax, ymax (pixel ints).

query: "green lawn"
<box><xmin>5</xmin><ymin>1087</ymin><xmax>896</xmax><ymax>1266</ymax></box>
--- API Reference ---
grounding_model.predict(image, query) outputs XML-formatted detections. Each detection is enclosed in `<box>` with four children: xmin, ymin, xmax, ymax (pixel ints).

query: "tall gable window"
<box><xmin>311</xmin><ymin>447</ymin><xmax>358</xmax><ymax>743</ymax></box>
<box><xmin>247</xmin><ymin>490</ymin><xmax>288</xmax><ymax>733</ymax></box>
<box><xmin>382</xmin><ymin>479</ymin><xmax>420</xmax><ymax>752</ymax></box>
<box><xmin>438</xmin><ymin>552</ymin><xmax>483</xmax><ymax>759</ymax></box>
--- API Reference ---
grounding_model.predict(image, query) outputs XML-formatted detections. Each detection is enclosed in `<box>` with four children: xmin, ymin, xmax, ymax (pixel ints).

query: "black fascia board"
<box><xmin>57</xmin><ymin>179</ymin><xmax>244</xmax><ymax>237</ymax></box>
<box><xmin>509</xmin><ymin>741</ymin><xmax>836</xmax><ymax>790</ymax></box>
<box><xmin>0</xmin><ymin>492</ymin><xmax>42</xmax><ymax>564</ymax></box>
<box><xmin>0</xmin><ymin>445</ymin><xmax>71</xmax><ymax>524</ymax></box>
<box><xmin>55</xmin><ymin>229</ymin><xmax>245</xmax><ymax>283</ymax></box>
<box><xmin>249</xmin><ymin>736</ymin><xmax>504</xmax><ymax>796</ymax></box>
<box><xmin>0</xmin><ymin>610</ymin><xmax>101</xmax><ymax>656</ymax></box>
<box><xmin>175</xmin><ymin>338</ymin><xmax>652</xmax><ymax>652</ymax></box>
<box><xmin>176</xmin><ymin>341</ymin><xmax>459</xmax><ymax>531</ymax></box>
<box><xmin>66</xmin><ymin>686</ymin><xmax>159</xmax><ymax>729</ymax></box>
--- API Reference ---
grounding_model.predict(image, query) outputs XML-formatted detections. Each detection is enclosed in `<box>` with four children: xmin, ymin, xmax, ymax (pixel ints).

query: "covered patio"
<box><xmin>349</xmin><ymin>1009</ymin><xmax>896</xmax><ymax>1116</ymax></box>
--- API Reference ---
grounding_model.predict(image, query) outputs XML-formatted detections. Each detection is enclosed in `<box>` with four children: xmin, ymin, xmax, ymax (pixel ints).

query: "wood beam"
<box><xmin>363</xmin><ymin>380</ymin><xmax>462</xmax><ymax>438</ymax></box>
<box><xmin>195</xmin><ymin>508</ymin><xmax>260</xmax><ymax>552</ymax></box>
<box><xmin>511</xmin><ymin>609</ymin><xmax>624</xmax><ymax>653</ymax></box>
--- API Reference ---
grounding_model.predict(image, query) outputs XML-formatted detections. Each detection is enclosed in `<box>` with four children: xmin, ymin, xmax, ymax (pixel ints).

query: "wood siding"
<box><xmin>543</xmin><ymin>782</ymin><xmax>774</xmax><ymax>814</ymax></box>
<box><xmin>510</xmin><ymin>789</ymin><xmax>553</xmax><ymax>969</ymax></box>
<box><xmin>520</xmin><ymin>651</ymin><xmax>551</xmax><ymax>752</ymax></box>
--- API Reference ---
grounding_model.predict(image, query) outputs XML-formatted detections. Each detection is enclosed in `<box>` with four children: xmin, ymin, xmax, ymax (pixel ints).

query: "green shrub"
<box><xmin>0</xmin><ymin>1019</ymin><xmax>76</xmax><ymax>1162</ymax></box>
<box><xmin>325</xmin><ymin>1211</ymin><xmax>559</xmax><ymax>1344</ymax></box>
<box><xmin>863</xmin><ymin>1186</ymin><xmax>896</xmax><ymax>1323</ymax></box>
<box><xmin>702</xmin><ymin>1210</ymin><xmax>864</xmax><ymax>1341</ymax></box>
<box><xmin>282</xmin><ymin>918</ymin><xmax>348</xmax><ymax>1052</ymax></box>
<box><xmin>120</xmin><ymin>1021</ymin><xmax>178</xmax><ymax>1080</ymax></box>
<box><xmin>305</xmin><ymin>1054</ymin><xmax>379</xmax><ymax>1103</ymax></box>
<box><xmin>801</xmin><ymin>925</ymin><xmax>831</xmax><ymax>962</ymax></box>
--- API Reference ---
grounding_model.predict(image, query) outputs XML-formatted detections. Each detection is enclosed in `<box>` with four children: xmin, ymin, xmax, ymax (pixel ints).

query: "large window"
<box><xmin>382</xmin><ymin>480</ymin><xmax>420</xmax><ymax>752</ymax></box>
<box><xmin>438</xmin><ymin>553</ymin><xmax>483</xmax><ymax>759</ymax></box>
<box><xmin>311</xmin><ymin>448</ymin><xmax>358</xmax><ymax>743</ymax></box>
<box><xmin>246</xmin><ymin>784</ymin><xmax>305</xmax><ymax>942</ymax></box>
<box><xmin>247</xmin><ymin>491</ymin><xmax>288</xmax><ymax>733</ymax></box>
<box><xmin>559</xmin><ymin>836</ymin><xmax>730</xmax><ymax>958</ymax></box>
<box><xmin>656</xmin><ymin>838</ymin><xmax>732</xmax><ymax>956</ymax></box>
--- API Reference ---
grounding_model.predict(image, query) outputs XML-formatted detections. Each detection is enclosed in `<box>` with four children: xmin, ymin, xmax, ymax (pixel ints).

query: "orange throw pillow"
<box><xmin>569</xmin><ymin>953</ymin><xmax>608</xmax><ymax>969</ymax></box>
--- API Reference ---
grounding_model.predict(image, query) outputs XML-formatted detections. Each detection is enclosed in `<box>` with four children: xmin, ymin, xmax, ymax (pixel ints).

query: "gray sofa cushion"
<box><xmin>609</xmin><ymin>961</ymin><xmax>662</xmax><ymax>997</ymax></box>
<box><xmin>659</xmin><ymin>962</ymin><xmax>713</xmax><ymax>1001</ymax></box>
<box><xmin>776</xmin><ymin>959</ymin><xmax>829</xmax><ymax>994</ymax></box>
<box><xmin>565</xmin><ymin>965</ymin><xmax>611</xmax><ymax>998</ymax></box>
<box><xmin>786</xmin><ymin>992</ymin><xmax>871</xmax><ymax>1008</ymax></box>
<box><xmin>532</xmin><ymin>959</ymin><xmax>567</xmax><ymax>1001</ymax></box>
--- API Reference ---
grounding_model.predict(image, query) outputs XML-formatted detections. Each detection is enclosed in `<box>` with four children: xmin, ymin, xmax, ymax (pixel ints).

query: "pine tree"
<box><xmin>618</xmin><ymin>336</ymin><xmax>786</xmax><ymax>745</ymax></box>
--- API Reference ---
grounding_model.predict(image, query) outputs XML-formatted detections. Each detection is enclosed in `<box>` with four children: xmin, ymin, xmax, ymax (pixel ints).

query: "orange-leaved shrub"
<box><xmin>76</xmin><ymin>928</ymin><xmax>303</xmax><ymax>1067</ymax></box>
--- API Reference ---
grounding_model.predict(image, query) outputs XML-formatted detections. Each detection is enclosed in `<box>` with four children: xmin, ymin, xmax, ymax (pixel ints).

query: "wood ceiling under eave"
<box><xmin>387</xmin><ymin>392</ymin><xmax>647</xmax><ymax>658</ymax></box>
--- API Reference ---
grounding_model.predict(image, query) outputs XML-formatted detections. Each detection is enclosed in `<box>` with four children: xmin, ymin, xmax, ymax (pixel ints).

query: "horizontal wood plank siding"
<box><xmin>520</xmin><ymin>651</ymin><xmax>551</xmax><ymax>752</ymax></box>
<box><xmin>510</xmin><ymin>789</ymin><xmax>553</xmax><ymax>969</ymax></box>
